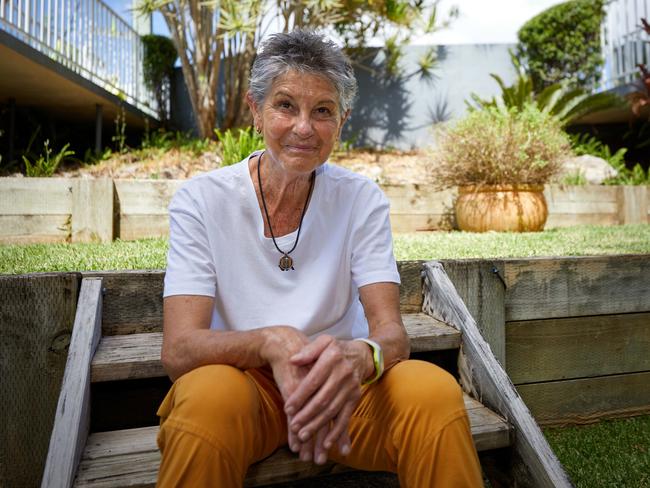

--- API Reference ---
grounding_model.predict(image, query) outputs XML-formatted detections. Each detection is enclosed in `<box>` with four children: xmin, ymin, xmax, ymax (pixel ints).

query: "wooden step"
<box><xmin>74</xmin><ymin>394</ymin><xmax>511</xmax><ymax>487</ymax></box>
<box><xmin>91</xmin><ymin>313</ymin><xmax>461</xmax><ymax>383</ymax></box>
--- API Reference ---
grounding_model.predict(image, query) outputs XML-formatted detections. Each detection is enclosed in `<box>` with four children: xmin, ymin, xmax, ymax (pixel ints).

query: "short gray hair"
<box><xmin>249</xmin><ymin>31</ymin><xmax>357</xmax><ymax>115</ymax></box>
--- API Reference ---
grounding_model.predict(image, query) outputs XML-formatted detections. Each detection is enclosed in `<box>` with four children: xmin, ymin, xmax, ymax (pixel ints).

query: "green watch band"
<box><xmin>355</xmin><ymin>338</ymin><xmax>384</xmax><ymax>385</ymax></box>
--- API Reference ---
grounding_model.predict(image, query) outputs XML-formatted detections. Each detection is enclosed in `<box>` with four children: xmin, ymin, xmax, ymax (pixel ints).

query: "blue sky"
<box><xmin>106</xmin><ymin>0</ymin><xmax>566</xmax><ymax>45</ymax></box>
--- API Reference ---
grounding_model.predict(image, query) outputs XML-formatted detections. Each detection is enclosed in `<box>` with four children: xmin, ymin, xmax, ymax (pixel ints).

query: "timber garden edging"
<box><xmin>2</xmin><ymin>255</ymin><xmax>649</xmax><ymax>486</ymax></box>
<box><xmin>0</xmin><ymin>177</ymin><xmax>648</xmax><ymax>243</ymax></box>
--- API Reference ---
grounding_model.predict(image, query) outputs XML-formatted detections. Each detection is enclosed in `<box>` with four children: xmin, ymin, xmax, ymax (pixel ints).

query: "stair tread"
<box><xmin>74</xmin><ymin>394</ymin><xmax>512</xmax><ymax>487</ymax></box>
<box><xmin>91</xmin><ymin>313</ymin><xmax>461</xmax><ymax>383</ymax></box>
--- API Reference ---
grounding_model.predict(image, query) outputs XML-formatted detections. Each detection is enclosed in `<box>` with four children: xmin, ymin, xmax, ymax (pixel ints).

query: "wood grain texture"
<box><xmin>504</xmin><ymin>255</ymin><xmax>650</xmax><ymax>321</ymax></box>
<box><xmin>390</xmin><ymin>214</ymin><xmax>453</xmax><ymax>232</ymax></box>
<box><xmin>618</xmin><ymin>186</ymin><xmax>649</xmax><ymax>224</ymax></box>
<box><xmin>119</xmin><ymin>214</ymin><xmax>169</xmax><ymax>240</ymax></box>
<box><xmin>41</xmin><ymin>278</ymin><xmax>103</xmax><ymax>488</ymax></box>
<box><xmin>114</xmin><ymin>179</ymin><xmax>182</xmax><ymax>215</ymax></box>
<box><xmin>72</xmin><ymin>179</ymin><xmax>114</xmax><ymax>243</ymax></box>
<box><xmin>0</xmin><ymin>273</ymin><xmax>79</xmax><ymax>487</ymax></box>
<box><xmin>507</xmin><ymin>313</ymin><xmax>650</xmax><ymax>384</ymax></box>
<box><xmin>516</xmin><ymin>371</ymin><xmax>650</xmax><ymax>426</ymax></box>
<box><xmin>422</xmin><ymin>261</ymin><xmax>571</xmax><ymax>488</ymax></box>
<box><xmin>404</xmin><ymin>313</ymin><xmax>461</xmax><ymax>352</ymax></box>
<box><xmin>381</xmin><ymin>185</ymin><xmax>456</xmax><ymax>214</ymax></box>
<box><xmin>73</xmin><ymin>394</ymin><xmax>510</xmax><ymax>487</ymax></box>
<box><xmin>545</xmin><ymin>212</ymin><xmax>619</xmax><ymax>228</ymax></box>
<box><xmin>397</xmin><ymin>260</ymin><xmax>424</xmax><ymax>313</ymax></box>
<box><xmin>0</xmin><ymin>178</ymin><xmax>73</xmax><ymax>214</ymax></box>
<box><xmin>82</xmin><ymin>271</ymin><xmax>165</xmax><ymax>336</ymax></box>
<box><xmin>90</xmin><ymin>314</ymin><xmax>461</xmax><ymax>382</ymax></box>
<box><xmin>84</xmin><ymin>263</ymin><xmax>423</xmax><ymax>336</ymax></box>
<box><xmin>443</xmin><ymin>260</ymin><xmax>506</xmax><ymax>367</ymax></box>
<box><xmin>0</xmin><ymin>214</ymin><xmax>70</xmax><ymax>243</ymax></box>
<box><xmin>544</xmin><ymin>185</ymin><xmax>618</xmax><ymax>207</ymax></box>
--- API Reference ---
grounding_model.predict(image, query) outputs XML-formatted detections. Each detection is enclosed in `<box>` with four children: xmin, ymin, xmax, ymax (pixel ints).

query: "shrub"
<box><xmin>517</xmin><ymin>0</ymin><xmax>605</xmax><ymax>91</ymax></box>
<box><xmin>142</xmin><ymin>35</ymin><xmax>177</xmax><ymax>123</ymax></box>
<box><xmin>215</xmin><ymin>127</ymin><xmax>264</xmax><ymax>166</ymax></box>
<box><xmin>23</xmin><ymin>140</ymin><xmax>74</xmax><ymax>177</ymax></box>
<box><xmin>433</xmin><ymin>104</ymin><xmax>571</xmax><ymax>188</ymax></box>
<box><xmin>467</xmin><ymin>54</ymin><xmax>625</xmax><ymax>127</ymax></box>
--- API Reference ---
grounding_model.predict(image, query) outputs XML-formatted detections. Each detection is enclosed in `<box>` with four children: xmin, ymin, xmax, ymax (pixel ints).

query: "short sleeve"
<box><xmin>163</xmin><ymin>184</ymin><xmax>217</xmax><ymax>298</ymax></box>
<box><xmin>350</xmin><ymin>183</ymin><xmax>401</xmax><ymax>288</ymax></box>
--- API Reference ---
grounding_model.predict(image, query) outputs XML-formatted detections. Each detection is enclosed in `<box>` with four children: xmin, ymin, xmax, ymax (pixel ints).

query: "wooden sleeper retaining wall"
<box><xmin>1</xmin><ymin>178</ymin><xmax>648</xmax><ymax>243</ymax></box>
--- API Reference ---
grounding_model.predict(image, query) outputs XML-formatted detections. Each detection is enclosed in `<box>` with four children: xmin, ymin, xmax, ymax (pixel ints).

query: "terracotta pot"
<box><xmin>455</xmin><ymin>185</ymin><xmax>548</xmax><ymax>232</ymax></box>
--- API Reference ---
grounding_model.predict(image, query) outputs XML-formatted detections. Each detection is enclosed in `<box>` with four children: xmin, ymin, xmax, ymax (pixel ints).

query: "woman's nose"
<box><xmin>293</xmin><ymin>112</ymin><xmax>314</xmax><ymax>138</ymax></box>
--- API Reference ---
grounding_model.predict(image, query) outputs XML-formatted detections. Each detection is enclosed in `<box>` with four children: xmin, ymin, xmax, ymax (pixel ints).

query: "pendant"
<box><xmin>279</xmin><ymin>254</ymin><xmax>294</xmax><ymax>271</ymax></box>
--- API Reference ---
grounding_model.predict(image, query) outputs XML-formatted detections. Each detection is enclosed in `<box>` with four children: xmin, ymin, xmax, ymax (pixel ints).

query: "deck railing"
<box><xmin>602</xmin><ymin>0</ymin><xmax>650</xmax><ymax>89</ymax></box>
<box><xmin>0</xmin><ymin>0</ymin><xmax>158</xmax><ymax>118</ymax></box>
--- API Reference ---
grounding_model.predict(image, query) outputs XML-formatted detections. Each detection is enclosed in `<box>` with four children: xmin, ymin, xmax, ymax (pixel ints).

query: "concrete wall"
<box><xmin>170</xmin><ymin>43</ymin><xmax>517</xmax><ymax>150</ymax></box>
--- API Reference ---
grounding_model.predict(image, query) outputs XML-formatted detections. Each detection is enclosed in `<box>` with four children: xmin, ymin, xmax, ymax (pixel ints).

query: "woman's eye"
<box><xmin>316</xmin><ymin>107</ymin><xmax>332</xmax><ymax>116</ymax></box>
<box><xmin>278</xmin><ymin>101</ymin><xmax>292</xmax><ymax>110</ymax></box>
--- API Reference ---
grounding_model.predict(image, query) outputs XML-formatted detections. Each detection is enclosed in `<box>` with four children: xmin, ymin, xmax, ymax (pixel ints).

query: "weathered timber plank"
<box><xmin>381</xmin><ymin>185</ymin><xmax>455</xmax><ymax>214</ymax></box>
<box><xmin>92</xmin><ymin>333</ymin><xmax>164</xmax><ymax>382</ymax></box>
<box><xmin>443</xmin><ymin>260</ymin><xmax>506</xmax><ymax>367</ymax></box>
<box><xmin>119</xmin><ymin>214</ymin><xmax>169</xmax><ymax>241</ymax></box>
<box><xmin>82</xmin><ymin>271</ymin><xmax>165</xmax><ymax>336</ymax></box>
<box><xmin>73</xmin><ymin>394</ymin><xmax>510</xmax><ymax>488</ymax></box>
<box><xmin>507</xmin><ymin>313</ymin><xmax>650</xmax><ymax>384</ymax></box>
<box><xmin>0</xmin><ymin>177</ymin><xmax>73</xmax><ymax>214</ymax></box>
<box><xmin>618</xmin><ymin>186</ymin><xmax>648</xmax><ymax>224</ymax></box>
<box><xmin>516</xmin><ymin>371</ymin><xmax>650</xmax><ymax>426</ymax></box>
<box><xmin>114</xmin><ymin>179</ymin><xmax>182</xmax><ymax>215</ymax></box>
<box><xmin>91</xmin><ymin>314</ymin><xmax>460</xmax><ymax>382</ymax></box>
<box><xmin>390</xmin><ymin>213</ymin><xmax>453</xmax><ymax>232</ymax></box>
<box><xmin>121</xmin><ymin>212</ymin><xmax>454</xmax><ymax>240</ymax></box>
<box><xmin>504</xmin><ymin>255</ymin><xmax>650</xmax><ymax>321</ymax></box>
<box><xmin>545</xmin><ymin>213</ymin><xmax>619</xmax><ymax>228</ymax></box>
<box><xmin>72</xmin><ymin>179</ymin><xmax>114</xmax><ymax>243</ymax></box>
<box><xmin>42</xmin><ymin>278</ymin><xmax>103</xmax><ymax>488</ymax></box>
<box><xmin>84</xmin><ymin>263</ymin><xmax>423</xmax><ymax>336</ymax></box>
<box><xmin>544</xmin><ymin>185</ymin><xmax>618</xmax><ymax>205</ymax></box>
<box><xmin>397</xmin><ymin>260</ymin><xmax>424</xmax><ymax>313</ymax></box>
<box><xmin>0</xmin><ymin>273</ymin><xmax>79</xmax><ymax>487</ymax></box>
<box><xmin>423</xmin><ymin>261</ymin><xmax>571</xmax><ymax>488</ymax></box>
<box><xmin>0</xmin><ymin>214</ymin><xmax>71</xmax><ymax>244</ymax></box>
<box><xmin>404</xmin><ymin>313</ymin><xmax>461</xmax><ymax>352</ymax></box>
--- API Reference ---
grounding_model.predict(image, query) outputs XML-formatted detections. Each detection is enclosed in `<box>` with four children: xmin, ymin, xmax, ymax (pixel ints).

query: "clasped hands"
<box><xmin>263</xmin><ymin>326</ymin><xmax>372</xmax><ymax>466</ymax></box>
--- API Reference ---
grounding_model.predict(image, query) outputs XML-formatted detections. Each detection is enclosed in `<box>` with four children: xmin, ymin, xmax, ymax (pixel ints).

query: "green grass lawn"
<box><xmin>1</xmin><ymin>224</ymin><xmax>649</xmax><ymax>275</ymax></box>
<box><xmin>545</xmin><ymin>415</ymin><xmax>650</xmax><ymax>488</ymax></box>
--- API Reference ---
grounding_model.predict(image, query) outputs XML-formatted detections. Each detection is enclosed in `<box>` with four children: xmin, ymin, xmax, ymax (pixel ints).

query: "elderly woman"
<box><xmin>157</xmin><ymin>31</ymin><xmax>483</xmax><ymax>487</ymax></box>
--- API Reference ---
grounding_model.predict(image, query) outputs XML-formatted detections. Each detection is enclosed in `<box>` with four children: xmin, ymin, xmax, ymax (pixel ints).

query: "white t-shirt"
<box><xmin>163</xmin><ymin>153</ymin><xmax>400</xmax><ymax>340</ymax></box>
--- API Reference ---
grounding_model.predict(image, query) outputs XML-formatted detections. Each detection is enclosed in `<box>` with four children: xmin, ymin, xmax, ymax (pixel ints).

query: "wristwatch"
<box><xmin>355</xmin><ymin>338</ymin><xmax>384</xmax><ymax>385</ymax></box>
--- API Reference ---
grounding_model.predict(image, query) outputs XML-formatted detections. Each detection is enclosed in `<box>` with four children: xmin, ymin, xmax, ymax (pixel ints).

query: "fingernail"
<box><xmin>285</xmin><ymin>406</ymin><xmax>295</xmax><ymax>416</ymax></box>
<box><xmin>316</xmin><ymin>453</ymin><xmax>327</xmax><ymax>465</ymax></box>
<box><xmin>300</xmin><ymin>451</ymin><xmax>311</xmax><ymax>462</ymax></box>
<box><xmin>290</xmin><ymin>443</ymin><xmax>299</xmax><ymax>452</ymax></box>
<box><xmin>341</xmin><ymin>444</ymin><xmax>351</xmax><ymax>456</ymax></box>
<box><xmin>324</xmin><ymin>440</ymin><xmax>332</xmax><ymax>449</ymax></box>
<box><xmin>299</xmin><ymin>430</ymin><xmax>310</xmax><ymax>442</ymax></box>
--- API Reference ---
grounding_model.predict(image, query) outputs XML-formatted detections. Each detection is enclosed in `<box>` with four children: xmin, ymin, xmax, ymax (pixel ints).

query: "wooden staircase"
<box><xmin>41</xmin><ymin>262</ymin><xmax>572</xmax><ymax>488</ymax></box>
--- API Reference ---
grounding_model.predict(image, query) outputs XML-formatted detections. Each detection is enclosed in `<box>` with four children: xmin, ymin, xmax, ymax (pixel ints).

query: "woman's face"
<box><xmin>248</xmin><ymin>70</ymin><xmax>348</xmax><ymax>175</ymax></box>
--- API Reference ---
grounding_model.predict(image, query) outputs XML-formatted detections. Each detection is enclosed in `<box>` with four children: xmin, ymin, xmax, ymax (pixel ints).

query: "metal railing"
<box><xmin>0</xmin><ymin>0</ymin><xmax>158</xmax><ymax>118</ymax></box>
<box><xmin>601</xmin><ymin>0</ymin><xmax>650</xmax><ymax>89</ymax></box>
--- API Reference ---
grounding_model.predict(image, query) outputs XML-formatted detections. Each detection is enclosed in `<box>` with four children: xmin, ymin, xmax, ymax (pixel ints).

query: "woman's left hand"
<box><xmin>284</xmin><ymin>335</ymin><xmax>372</xmax><ymax>463</ymax></box>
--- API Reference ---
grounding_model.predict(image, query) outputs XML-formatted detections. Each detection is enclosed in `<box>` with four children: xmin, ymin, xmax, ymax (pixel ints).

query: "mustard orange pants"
<box><xmin>156</xmin><ymin>359</ymin><xmax>483</xmax><ymax>487</ymax></box>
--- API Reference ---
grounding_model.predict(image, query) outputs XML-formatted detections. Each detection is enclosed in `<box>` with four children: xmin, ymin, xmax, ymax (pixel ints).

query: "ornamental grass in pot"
<box><xmin>433</xmin><ymin>103</ymin><xmax>571</xmax><ymax>232</ymax></box>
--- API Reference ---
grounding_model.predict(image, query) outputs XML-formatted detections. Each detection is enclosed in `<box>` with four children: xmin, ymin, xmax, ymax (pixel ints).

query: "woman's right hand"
<box><xmin>260</xmin><ymin>326</ymin><xmax>339</xmax><ymax>464</ymax></box>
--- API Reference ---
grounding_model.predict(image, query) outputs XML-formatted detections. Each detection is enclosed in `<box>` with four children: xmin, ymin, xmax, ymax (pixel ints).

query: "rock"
<box><xmin>558</xmin><ymin>154</ymin><xmax>618</xmax><ymax>184</ymax></box>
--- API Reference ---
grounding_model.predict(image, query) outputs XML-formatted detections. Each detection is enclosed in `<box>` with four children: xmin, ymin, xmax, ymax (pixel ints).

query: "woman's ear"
<box><xmin>338</xmin><ymin>110</ymin><xmax>351</xmax><ymax>137</ymax></box>
<box><xmin>246</xmin><ymin>91</ymin><xmax>259</xmax><ymax>119</ymax></box>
